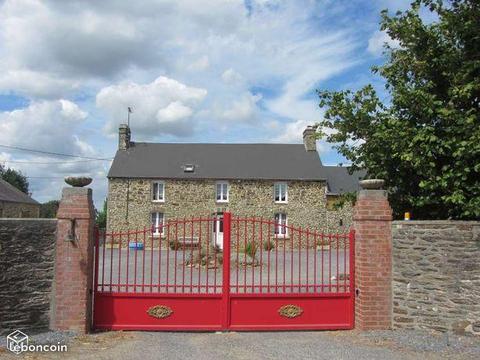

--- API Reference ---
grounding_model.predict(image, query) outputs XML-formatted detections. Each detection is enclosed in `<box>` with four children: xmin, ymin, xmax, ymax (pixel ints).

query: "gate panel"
<box><xmin>229</xmin><ymin>295</ymin><xmax>352</xmax><ymax>330</ymax></box>
<box><xmin>227</xmin><ymin>217</ymin><xmax>354</xmax><ymax>330</ymax></box>
<box><xmin>94</xmin><ymin>294</ymin><xmax>223</xmax><ymax>331</ymax></box>
<box><xmin>93</xmin><ymin>215</ymin><xmax>224</xmax><ymax>331</ymax></box>
<box><xmin>93</xmin><ymin>213</ymin><xmax>354</xmax><ymax>331</ymax></box>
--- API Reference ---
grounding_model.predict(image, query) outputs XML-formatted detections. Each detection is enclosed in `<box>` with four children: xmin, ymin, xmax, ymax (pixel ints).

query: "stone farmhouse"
<box><xmin>0</xmin><ymin>178</ymin><xmax>40</xmax><ymax>218</ymax></box>
<box><xmin>106</xmin><ymin>124</ymin><xmax>363</xmax><ymax>243</ymax></box>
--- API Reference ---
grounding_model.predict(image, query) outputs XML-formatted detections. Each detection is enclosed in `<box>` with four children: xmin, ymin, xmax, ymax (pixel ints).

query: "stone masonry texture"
<box><xmin>392</xmin><ymin>221</ymin><xmax>480</xmax><ymax>334</ymax></box>
<box><xmin>0</xmin><ymin>219</ymin><xmax>57</xmax><ymax>335</ymax></box>
<box><xmin>0</xmin><ymin>201</ymin><xmax>40</xmax><ymax>218</ymax></box>
<box><xmin>353</xmin><ymin>189</ymin><xmax>393</xmax><ymax>330</ymax></box>
<box><xmin>107</xmin><ymin>178</ymin><xmax>353</xmax><ymax>245</ymax></box>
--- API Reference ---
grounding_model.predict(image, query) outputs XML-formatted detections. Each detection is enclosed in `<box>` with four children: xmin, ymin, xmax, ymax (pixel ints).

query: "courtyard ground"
<box><xmin>1</xmin><ymin>329</ymin><xmax>479</xmax><ymax>360</ymax></box>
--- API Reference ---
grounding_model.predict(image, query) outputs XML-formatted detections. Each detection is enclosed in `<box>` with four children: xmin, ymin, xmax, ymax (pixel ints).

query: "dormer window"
<box><xmin>183</xmin><ymin>164</ymin><xmax>195</xmax><ymax>173</ymax></box>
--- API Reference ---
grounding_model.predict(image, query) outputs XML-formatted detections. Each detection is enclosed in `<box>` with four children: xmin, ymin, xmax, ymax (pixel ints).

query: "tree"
<box><xmin>0</xmin><ymin>165</ymin><xmax>29</xmax><ymax>194</ymax></box>
<box><xmin>96</xmin><ymin>199</ymin><xmax>107</xmax><ymax>230</ymax></box>
<box><xmin>40</xmin><ymin>200</ymin><xmax>59</xmax><ymax>218</ymax></box>
<box><xmin>316</xmin><ymin>0</ymin><xmax>480</xmax><ymax>220</ymax></box>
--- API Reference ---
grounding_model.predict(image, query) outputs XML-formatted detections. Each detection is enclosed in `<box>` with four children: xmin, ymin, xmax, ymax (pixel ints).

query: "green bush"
<box><xmin>169</xmin><ymin>240</ymin><xmax>181</xmax><ymax>250</ymax></box>
<box><xmin>243</xmin><ymin>241</ymin><xmax>258</xmax><ymax>259</ymax></box>
<box><xmin>263</xmin><ymin>240</ymin><xmax>275</xmax><ymax>251</ymax></box>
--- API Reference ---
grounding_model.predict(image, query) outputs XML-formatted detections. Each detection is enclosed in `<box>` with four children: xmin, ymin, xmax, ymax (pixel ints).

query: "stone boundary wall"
<box><xmin>0</xmin><ymin>219</ymin><xmax>57</xmax><ymax>335</ymax></box>
<box><xmin>392</xmin><ymin>220</ymin><xmax>480</xmax><ymax>334</ymax></box>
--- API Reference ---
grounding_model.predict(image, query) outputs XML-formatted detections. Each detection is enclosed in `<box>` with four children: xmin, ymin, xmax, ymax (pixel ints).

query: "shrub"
<box><xmin>263</xmin><ymin>240</ymin><xmax>275</xmax><ymax>251</ymax></box>
<box><xmin>243</xmin><ymin>241</ymin><xmax>258</xmax><ymax>259</ymax></box>
<box><xmin>169</xmin><ymin>240</ymin><xmax>181</xmax><ymax>250</ymax></box>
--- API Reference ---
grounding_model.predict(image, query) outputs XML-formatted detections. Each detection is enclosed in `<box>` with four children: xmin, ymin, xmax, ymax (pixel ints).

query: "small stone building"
<box><xmin>107</xmin><ymin>124</ymin><xmax>362</xmax><ymax>245</ymax></box>
<box><xmin>0</xmin><ymin>179</ymin><xmax>40</xmax><ymax>218</ymax></box>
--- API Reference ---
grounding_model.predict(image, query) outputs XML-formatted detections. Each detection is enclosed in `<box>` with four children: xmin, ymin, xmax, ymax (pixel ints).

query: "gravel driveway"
<box><xmin>1</xmin><ymin>330</ymin><xmax>478</xmax><ymax>360</ymax></box>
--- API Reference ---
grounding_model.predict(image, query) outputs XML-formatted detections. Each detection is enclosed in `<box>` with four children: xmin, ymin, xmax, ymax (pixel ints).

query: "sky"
<box><xmin>0</xmin><ymin>0</ymin><xmax>411</xmax><ymax>208</ymax></box>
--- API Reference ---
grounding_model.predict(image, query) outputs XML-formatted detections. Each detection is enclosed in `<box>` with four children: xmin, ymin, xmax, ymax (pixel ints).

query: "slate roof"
<box><xmin>108</xmin><ymin>142</ymin><xmax>362</xmax><ymax>193</ymax></box>
<box><xmin>0</xmin><ymin>179</ymin><xmax>39</xmax><ymax>205</ymax></box>
<box><xmin>322</xmin><ymin>166</ymin><xmax>366</xmax><ymax>195</ymax></box>
<box><xmin>108</xmin><ymin>142</ymin><xmax>326</xmax><ymax>181</ymax></box>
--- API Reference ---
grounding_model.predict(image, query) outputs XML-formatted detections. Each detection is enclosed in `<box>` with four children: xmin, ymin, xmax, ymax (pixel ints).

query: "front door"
<box><xmin>213</xmin><ymin>213</ymin><xmax>224</xmax><ymax>249</ymax></box>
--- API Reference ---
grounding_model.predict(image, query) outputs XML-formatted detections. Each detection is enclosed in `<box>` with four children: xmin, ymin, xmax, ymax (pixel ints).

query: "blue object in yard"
<box><xmin>129</xmin><ymin>242</ymin><xmax>144</xmax><ymax>250</ymax></box>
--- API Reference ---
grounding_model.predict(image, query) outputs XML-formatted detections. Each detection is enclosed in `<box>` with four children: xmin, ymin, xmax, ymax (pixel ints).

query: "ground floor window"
<box><xmin>151</xmin><ymin>212</ymin><xmax>165</xmax><ymax>236</ymax></box>
<box><xmin>274</xmin><ymin>213</ymin><xmax>288</xmax><ymax>237</ymax></box>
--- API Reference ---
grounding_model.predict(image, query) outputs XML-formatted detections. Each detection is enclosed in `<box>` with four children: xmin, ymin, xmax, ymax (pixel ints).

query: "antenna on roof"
<box><xmin>127</xmin><ymin>107</ymin><xmax>133</xmax><ymax>127</ymax></box>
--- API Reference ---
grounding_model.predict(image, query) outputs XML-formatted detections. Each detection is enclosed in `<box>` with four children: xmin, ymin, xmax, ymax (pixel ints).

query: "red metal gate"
<box><xmin>93</xmin><ymin>213</ymin><xmax>355</xmax><ymax>331</ymax></box>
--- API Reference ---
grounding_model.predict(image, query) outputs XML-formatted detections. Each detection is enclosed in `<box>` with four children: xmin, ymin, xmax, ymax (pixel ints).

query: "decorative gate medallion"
<box><xmin>278</xmin><ymin>305</ymin><xmax>303</xmax><ymax>318</ymax></box>
<box><xmin>147</xmin><ymin>305</ymin><xmax>173</xmax><ymax>319</ymax></box>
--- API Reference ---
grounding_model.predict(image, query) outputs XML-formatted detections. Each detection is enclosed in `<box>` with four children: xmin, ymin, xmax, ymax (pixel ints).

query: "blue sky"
<box><xmin>0</xmin><ymin>0</ymin><xmax>410</xmax><ymax>207</ymax></box>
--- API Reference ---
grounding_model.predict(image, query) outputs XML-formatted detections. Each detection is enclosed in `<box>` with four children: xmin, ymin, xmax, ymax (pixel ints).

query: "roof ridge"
<box><xmin>132</xmin><ymin>142</ymin><xmax>304</xmax><ymax>145</ymax></box>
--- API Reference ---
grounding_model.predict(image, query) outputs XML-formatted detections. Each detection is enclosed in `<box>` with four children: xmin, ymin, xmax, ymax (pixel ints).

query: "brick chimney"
<box><xmin>302</xmin><ymin>125</ymin><xmax>317</xmax><ymax>151</ymax></box>
<box><xmin>118</xmin><ymin>124</ymin><xmax>131</xmax><ymax>150</ymax></box>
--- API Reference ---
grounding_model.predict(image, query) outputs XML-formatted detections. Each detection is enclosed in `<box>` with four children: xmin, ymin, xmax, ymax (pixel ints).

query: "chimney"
<box><xmin>118</xmin><ymin>124</ymin><xmax>131</xmax><ymax>150</ymax></box>
<box><xmin>302</xmin><ymin>125</ymin><xmax>317</xmax><ymax>151</ymax></box>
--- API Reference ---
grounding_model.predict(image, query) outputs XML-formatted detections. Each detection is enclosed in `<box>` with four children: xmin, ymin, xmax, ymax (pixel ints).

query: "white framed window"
<box><xmin>152</xmin><ymin>181</ymin><xmax>165</xmax><ymax>202</ymax></box>
<box><xmin>151</xmin><ymin>212</ymin><xmax>165</xmax><ymax>236</ymax></box>
<box><xmin>216</xmin><ymin>181</ymin><xmax>229</xmax><ymax>202</ymax></box>
<box><xmin>274</xmin><ymin>213</ymin><xmax>288</xmax><ymax>237</ymax></box>
<box><xmin>274</xmin><ymin>182</ymin><xmax>288</xmax><ymax>203</ymax></box>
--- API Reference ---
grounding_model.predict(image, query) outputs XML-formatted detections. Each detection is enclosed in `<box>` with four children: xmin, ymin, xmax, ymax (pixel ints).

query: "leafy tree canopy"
<box><xmin>0</xmin><ymin>165</ymin><xmax>29</xmax><ymax>194</ymax></box>
<box><xmin>96</xmin><ymin>199</ymin><xmax>107</xmax><ymax>230</ymax></box>
<box><xmin>317</xmin><ymin>0</ymin><xmax>480</xmax><ymax>219</ymax></box>
<box><xmin>40</xmin><ymin>200</ymin><xmax>59</xmax><ymax>218</ymax></box>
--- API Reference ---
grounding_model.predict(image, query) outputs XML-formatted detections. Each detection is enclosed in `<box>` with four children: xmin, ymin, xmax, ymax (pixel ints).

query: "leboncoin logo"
<box><xmin>6</xmin><ymin>330</ymin><xmax>68</xmax><ymax>354</ymax></box>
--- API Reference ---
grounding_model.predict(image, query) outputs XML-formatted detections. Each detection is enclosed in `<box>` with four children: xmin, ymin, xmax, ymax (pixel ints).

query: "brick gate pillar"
<box><xmin>353</xmin><ymin>180</ymin><xmax>393</xmax><ymax>330</ymax></box>
<box><xmin>52</xmin><ymin>187</ymin><xmax>95</xmax><ymax>333</ymax></box>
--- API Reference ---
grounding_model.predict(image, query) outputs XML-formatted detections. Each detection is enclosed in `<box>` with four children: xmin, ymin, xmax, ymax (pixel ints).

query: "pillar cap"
<box><xmin>359</xmin><ymin>179</ymin><xmax>385</xmax><ymax>190</ymax></box>
<box><xmin>61</xmin><ymin>187</ymin><xmax>92</xmax><ymax>197</ymax></box>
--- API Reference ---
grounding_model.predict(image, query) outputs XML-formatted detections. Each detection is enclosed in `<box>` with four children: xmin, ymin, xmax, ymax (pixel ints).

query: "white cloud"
<box><xmin>156</xmin><ymin>101</ymin><xmax>193</xmax><ymax>123</ymax></box>
<box><xmin>0</xmin><ymin>99</ymin><xmax>108</xmax><ymax>204</ymax></box>
<box><xmin>274</xmin><ymin>119</ymin><xmax>311</xmax><ymax>143</ymax></box>
<box><xmin>97</xmin><ymin>76</ymin><xmax>207</xmax><ymax>138</ymax></box>
<box><xmin>273</xmin><ymin>119</ymin><xmax>329</xmax><ymax>154</ymax></box>
<box><xmin>367</xmin><ymin>30</ymin><xmax>400</xmax><ymax>56</ymax></box>
<box><xmin>0</xmin><ymin>0</ymin><xmax>367</xmax><ymax>204</ymax></box>
<box><xmin>0</xmin><ymin>70</ymin><xmax>81</xmax><ymax>99</ymax></box>
<box><xmin>0</xmin><ymin>99</ymin><xmax>87</xmax><ymax>152</ymax></box>
<box><xmin>0</xmin><ymin>0</ymin><xmax>245</xmax><ymax>98</ymax></box>
<box><xmin>217</xmin><ymin>92</ymin><xmax>262</xmax><ymax>122</ymax></box>
<box><xmin>222</xmin><ymin>68</ymin><xmax>243</xmax><ymax>85</ymax></box>
<box><xmin>187</xmin><ymin>56</ymin><xmax>210</xmax><ymax>72</ymax></box>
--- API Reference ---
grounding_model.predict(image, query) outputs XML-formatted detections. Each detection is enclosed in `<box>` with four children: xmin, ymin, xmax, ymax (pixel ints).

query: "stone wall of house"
<box><xmin>326</xmin><ymin>201</ymin><xmax>353</xmax><ymax>231</ymax></box>
<box><xmin>0</xmin><ymin>201</ymin><xmax>40</xmax><ymax>218</ymax></box>
<box><xmin>0</xmin><ymin>219</ymin><xmax>57</xmax><ymax>335</ymax></box>
<box><xmin>107</xmin><ymin>178</ymin><xmax>353</xmax><ymax>248</ymax></box>
<box><xmin>392</xmin><ymin>221</ymin><xmax>480</xmax><ymax>334</ymax></box>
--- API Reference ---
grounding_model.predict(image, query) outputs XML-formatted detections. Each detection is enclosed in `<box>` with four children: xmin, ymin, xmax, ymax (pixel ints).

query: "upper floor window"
<box><xmin>152</xmin><ymin>181</ymin><xmax>165</xmax><ymax>202</ymax></box>
<box><xmin>151</xmin><ymin>212</ymin><xmax>165</xmax><ymax>236</ymax></box>
<box><xmin>274</xmin><ymin>182</ymin><xmax>288</xmax><ymax>203</ymax></box>
<box><xmin>274</xmin><ymin>213</ymin><xmax>288</xmax><ymax>237</ymax></box>
<box><xmin>216</xmin><ymin>181</ymin><xmax>229</xmax><ymax>202</ymax></box>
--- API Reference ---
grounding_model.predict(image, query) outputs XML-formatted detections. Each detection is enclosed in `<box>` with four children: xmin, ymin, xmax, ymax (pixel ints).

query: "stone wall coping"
<box><xmin>0</xmin><ymin>218</ymin><xmax>57</xmax><ymax>221</ymax></box>
<box><xmin>393</xmin><ymin>220</ymin><xmax>480</xmax><ymax>226</ymax></box>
